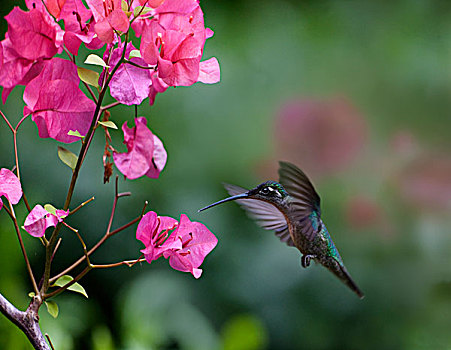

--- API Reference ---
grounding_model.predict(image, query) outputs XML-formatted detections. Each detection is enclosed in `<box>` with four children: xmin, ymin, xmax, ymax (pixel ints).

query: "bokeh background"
<box><xmin>1</xmin><ymin>0</ymin><xmax>451</xmax><ymax>349</ymax></box>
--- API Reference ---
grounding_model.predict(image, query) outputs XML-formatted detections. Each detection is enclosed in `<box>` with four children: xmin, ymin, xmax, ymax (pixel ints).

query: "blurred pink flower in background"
<box><xmin>273</xmin><ymin>97</ymin><xmax>367</xmax><ymax>177</ymax></box>
<box><xmin>397</xmin><ymin>155</ymin><xmax>451</xmax><ymax>212</ymax></box>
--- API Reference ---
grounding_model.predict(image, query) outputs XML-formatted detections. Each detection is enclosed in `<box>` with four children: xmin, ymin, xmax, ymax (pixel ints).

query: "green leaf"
<box><xmin>129</xmin><ymin>50</ymin><xmax>142</xmax><ymax>59</ymax></box>
<box><xmin>45</xmin><ymin>301</ymin><xmax>59</xmax><ymax>318</ymax></box>
<box><xmin>53</xmin><ymin>275</ymin><xmax>88</xmax><ymax>298</ymax></box>
<box><xmin>44</xmin><ymin>204</ymin><xmax>57</xmax><ymax>216</ymax></box>
<box><xmin>57</xmin><ymin>146</ymin><xmax>78</xmax><ymax>170</ymax></box>
<box><xmin>133</xmin><ymin>5</ymin><xmax>152</xmax><ymax>17</ymax></box>
<box><xmin>84</xmin><ymin>54</ymin><xmax>109</xmax><ymax>68</ymax></box>
<box><xmin>121</xmin><ymin>0</ymin><xmax>128</xmax><ymax>11</ymax></box>
<box><xmin>77</xmin><ymin>67</ymin><xmax>100</xmax><ymax>88</ymax></box>
<box><xmin>98</xmin><ymin>121</ymin><xmax>118</xmax><ymax>129</ymax></box>
<box><xmin>28</xmin><ymin>292</ymin><xmax>35</xmax><ymax>298</ymax></box>
<box><xmin>67</xmin><ymin>130</ymin><xmax>84</xmax><ymax>138</ymax></box>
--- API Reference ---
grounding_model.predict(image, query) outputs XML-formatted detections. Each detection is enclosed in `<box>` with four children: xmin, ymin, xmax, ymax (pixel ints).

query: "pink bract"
<box><xmin>5</xmin><ymin>7</ymin><xmax>60</xmax><ymax>61</ymax></box>
<box><xmin>113</xmin><ymin>117</ymin><xmax>167</xmax><ymax>179</ymax></box>
<box><xmin>86</xmin><ymin>0</ymin><xmax>129</xmax><ymax>44</ymax></box>
<box><xmin>107</xmin><ymin>43</ymin><xmax>152</xmax><ymax>105</ymax></box>
<box><xmin>0</xmin><ymin>168</ymin><xmax>23</xmax><ymax>211</ymax></box>
<box><xmin>139</xmin><ymin>0</ymin><xmax>220</xmax><ymax>87</ymax></box>
<box><xmin>136</xmin><ymin>211</ymin><xmax>180</xmax><ymax>262</ymax></box>
<box><xmin>163</xmin><ymin>214</ymin><xmax>218</xmax><ymax>279</ymax></box>
<box><xmin>136</xmin><ymin>212</ymin><xmax>218</xmax><ymax>278</ymax></box>
<box><xmin>23</xmin><ymin>58</ymin><xmax>96</xmax><ymax>143</ymax></box>
<box><xmin>23</xmin><ymin>205</ymin><xmax>68</xmax><ymax>238</ymax></box>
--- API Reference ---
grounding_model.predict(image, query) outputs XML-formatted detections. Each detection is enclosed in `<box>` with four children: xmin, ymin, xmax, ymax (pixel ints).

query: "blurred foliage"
<box><xmin>1</xmin><ymin>0</ymin><xmax>451</xmax><ymax>349</ymax></box>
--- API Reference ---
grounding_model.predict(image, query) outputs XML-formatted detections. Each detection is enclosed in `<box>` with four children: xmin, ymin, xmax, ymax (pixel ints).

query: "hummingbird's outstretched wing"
<box><xmin>278</xmin><ymin>161</ymin><xmax>322</xmax><ymax>240</ymax></box>
<box><xmin>223</xmin><ymin>183</ymin><xmax>295</xmax><ymax>246</ymax></box>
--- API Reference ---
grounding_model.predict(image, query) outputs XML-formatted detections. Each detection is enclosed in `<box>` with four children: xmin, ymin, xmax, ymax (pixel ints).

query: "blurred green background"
<box><xmin>1</xmin><ymin>0</ymin><xmax>451</xmax><ymax>349</ymax></box>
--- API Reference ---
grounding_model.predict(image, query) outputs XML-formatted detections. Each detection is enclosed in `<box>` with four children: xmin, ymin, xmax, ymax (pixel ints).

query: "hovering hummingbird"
<box><xmin>199</xmin><ymin>161</ymin><xmax>364</xmax><ymax>299</ymax></box>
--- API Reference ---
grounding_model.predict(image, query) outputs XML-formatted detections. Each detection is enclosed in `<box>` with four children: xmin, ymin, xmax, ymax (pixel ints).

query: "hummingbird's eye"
<box><xmin>260</xmin><ymin>187</ymin><xmax>270</xmax><ymax>195</ymax></box>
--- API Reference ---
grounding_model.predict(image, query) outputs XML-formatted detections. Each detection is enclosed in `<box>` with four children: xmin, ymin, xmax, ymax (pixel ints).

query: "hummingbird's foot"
<box><xmin>301</xmin><ymin>254</ymin><xmax>316</xmax><ymax>268</ymax></box>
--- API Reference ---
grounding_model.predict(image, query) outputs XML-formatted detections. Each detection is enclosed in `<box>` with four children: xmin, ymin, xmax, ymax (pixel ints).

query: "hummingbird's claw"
<box><xmin>301</xmin><ymin>254</ymin><xmax>316</xmax><ymax>268</ymax></box>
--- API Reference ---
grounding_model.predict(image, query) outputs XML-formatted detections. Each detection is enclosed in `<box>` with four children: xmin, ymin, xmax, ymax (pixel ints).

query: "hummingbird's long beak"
<box><xmin>198</xmin><ymin>193</ymin><xmax>249</xmax><ymax>212</ymax></box>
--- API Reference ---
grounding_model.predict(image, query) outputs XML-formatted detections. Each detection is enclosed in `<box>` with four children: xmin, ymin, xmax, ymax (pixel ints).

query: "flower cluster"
<box><xmin>0</xmin><ymin>0</ymin><xmax>219</xmax><ymax>179</ymax></box>
<box><xmin>0</xmin><ymin>0</ymin><xmax>220</xmax><ymax>281</ymax></box>
<box><xmin>136</xmin><ymin>211</ymin><xmax>218</xmax><ymax>278</ymax></box>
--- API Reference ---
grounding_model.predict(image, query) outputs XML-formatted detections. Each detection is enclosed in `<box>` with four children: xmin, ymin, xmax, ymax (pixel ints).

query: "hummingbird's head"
<box><xmin>247</xmin><ymin>181</ymin><xmax>289</xmax><ymax>202</ymax></box>
<box><xmin>198</xmin><ymin>181</ymin><xmax>289</xmax><ymax>212</ymax></box>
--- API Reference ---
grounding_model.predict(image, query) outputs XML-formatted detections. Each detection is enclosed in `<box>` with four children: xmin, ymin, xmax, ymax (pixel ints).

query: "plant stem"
<box><xmin>41</xmin><ymin>33</ymin><xmax>131</xmax><ymax>296</ymax></box>
<box><xmin>101</xmin><ymin>101</ymin><xmax>121</xmax><ymax>111</ymax></box>
<box><xmin>0</xmin><ymin>293</ymin><xmax>50</xmax><ymax>350</ymax></box>
<box><xmin>5</xmin><ymin>201</ymin><xmax>39</xmax><ymax>295</ymax></box>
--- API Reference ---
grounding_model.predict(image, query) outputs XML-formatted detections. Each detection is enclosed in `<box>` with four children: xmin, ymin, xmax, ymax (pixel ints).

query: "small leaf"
<box><xmin>68</xmin><ymin>130</ymin><xmax>84</xmax><ymax>138</ymax></box>
<box><xmin>98</xmin><ymin>121</ymin><xmax>118</xmax><ymax>129</ymax></box>
<box><xmin>129</xmin><ymin>50</ymin><xmax>142</xmax><ymax>59</ymax></box>
<box><xmin>45</xmin><ymin>300</ymin><xmax>59</xmax><ymax>318</ymax></box>
<box><xmin>28</xmin><ymin>292</ymin><xmax>35</xmax><ymax>298</ymax></box>
<box><xmin>121</xmin><ymin>0</ymin><xmax>128</xmax><ymax>11</ymax></box>
<box><xmin>44</xmin><ymin>204</ymin><xmax>57</xmax><ymax>216</ymax></box>
<box><xmin>53</xmin><ymin>275</ymin><xmax>88</xmax><ymax>298</ymax></box>
<box><xmin>77</xmin><ymin>67</ymin><xmax>100</xmax><ymax>88</ymax></box>
<box><xmin>85</xmin><ymin>54</ymin><xmax>109</xmax><ymax>68</ymax></box>
<box><xmin>57</xmin><ymin>146</ymin><xmax>78</xmax><ymax>170</ymax></box>
<box><xmin>133</xmin><ymin>5</ymin><xmax>152</xmax><ymax>17</ymax></box>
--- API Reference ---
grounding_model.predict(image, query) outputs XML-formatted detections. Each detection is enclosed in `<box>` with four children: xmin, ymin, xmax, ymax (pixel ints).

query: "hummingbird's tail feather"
<box><xmin>326</xmin><ymin>258</ymin><xmax>365</xmax><ymax>299</ymax></box>
<box><xmin>336</xmin><ymin>264</ymin><xmax>365</xmax><ymax>299</ymax></box>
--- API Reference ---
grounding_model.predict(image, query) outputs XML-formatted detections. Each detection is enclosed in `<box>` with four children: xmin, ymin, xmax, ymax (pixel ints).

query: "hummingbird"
<box><xmin>199</xmin><ymin>161</ymin><xmax>364</xmax><ymax>299</ymax></box>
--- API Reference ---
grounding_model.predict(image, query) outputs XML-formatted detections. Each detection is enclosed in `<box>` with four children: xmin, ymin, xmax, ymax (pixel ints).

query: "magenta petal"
<box><xmin>31</xmin><ymin>80</ymin><xmax>95</xmax><ymax>143</ymax></box>
<box><xmin>109</xmin><ymin>57</ymin><xmax>151</xmax><ymax>105</ymax></box>
<box><xmin>136</xmin><ymin>211</ymin><xmax>179</xmax><ymax>263</ymax></box>
<box><xmin>23</xmin><ymin>58</ymin><xmax>79</xmax><ymax>110</ymax></box>
<box><xmin>0</xmin><ymin>38</ymin><xmax>42</xmax><ymax>92</ymax></box>
<box><xmin>198</xmin><ymin>57</ymin><xmax>220</xmax><ymax>84</ymax></box>
<box><xmin>113</xmin><ymin>117</ymin><xmax>156</xmax><ymax>179</ymax></box>
<box><xmin>156</xmin><ymin>0</ymin><xmax>199</xmax><ymax>15</ymax></box>
<box><xmin>136</xmin><ymin>211</ymin><xmax>159</xmax><ymax>246</ymax></box>
<box><xmin>24</xmin><ymin>58</ymin><xmax>95</xmax><ymax>143</ymax></box>
<box><xmin>108</xmin><ymin>9</ymin><xmax>130</xmax><ymax>32</ymax></box>
<box><xmin>166</xmin><ymin>214</ymin><xmax>218</xmax><ymax>278</ymax></box>
<box><xmin>5</xmin><ymin>7</ymin><xmax>58</xmax><ymax>61</ymax></box>
<box><xmin>59</xmin><ymin>0</ymin><xmax>92</xmax><ymax>23</ymax></box>
<box><xmin>23</xmin><ymin>205</ymin><xmax>60</xmax><ymax>237</ymax></box>
<box><xmin>0</xmin><ymin>168</ymin><xmax>23</xmax><ymax>206</ymax></box>
<box><xmin>95</xmin><ymin>19</ymin><xmax>114</xmax><ymax>44</ymax></box>
<box><xmin>145</xmin><ymin>134</ymin><xmax>167</xmax><ymax>179</ymax></box>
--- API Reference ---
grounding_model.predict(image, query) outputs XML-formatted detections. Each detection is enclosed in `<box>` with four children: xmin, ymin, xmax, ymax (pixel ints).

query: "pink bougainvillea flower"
<box><xmin>0</xmin><ymin>38</ymin><xmax>44</xmax><ymax>102</ymax></box>
<box><xmin>136</xmin><ymin>212</ymin><xmax>218</xmax><ymax>278</ymax></box>
<box><xmin>273</xmin><ymin>97</ymin><xmax>367</xmax><ymax>177</ymax></box>
<box><xmin>46</xmin><ymin>0</ymin><xmax>104</xmax><ymax>55</ymax></box>
<box><xmin>23</xmin><ymin>57</ymin><xmax>96</xmax><ymax>143</ymax></box>
<box><xmin>113</xmin><ymin>117</ymin><xmax>167</xmax><ymax>179</ymax></box>
<box><xmin>23</xmin><ymin>205</ymin><xmax>68</xmax><ymax>237</ymax></box>
<box><xmin>163</xmin><ymin>214</ymin><xmax>218</xmax><ymax>279</ymax></box>
<box><xmin>0</xmin><ymin>169</ymin><xmax>23</xmax><ymax>211</ymax></box>
<box><xmin>139</xmin><ymin>0</ymin><xmax>220</xmax><ymax>87</ymax></box>
<box><xmin>0</xmin><ymin>4</ymin><xmax>63</xmax><ymax>101</ymax></box>
<box><xmin>148</xmin><ymin>71</ymin><xmax>169</xmax><ymax>105</ymax></box>
<box><xmin>4</xmin><ymin>7</ymin><xmax>60</xmax><ymax>61</ymax></box>
<box><xmin>136</xmin><ymin>211</ymin><xmax>180</xmax><ymax>262</ymax></box>
<box><xmin>86</xmin><ymin>0</ymin><xmax>130</xmax><ymax>43</ymax></box>
<box><xmin>107</xmin><ymin>43</ymin><xmax>152</xmax><ymax>105</ymax></box>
